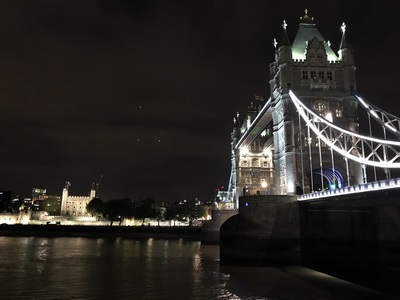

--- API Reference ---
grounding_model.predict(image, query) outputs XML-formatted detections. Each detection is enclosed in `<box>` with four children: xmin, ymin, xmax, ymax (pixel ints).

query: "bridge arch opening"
<box><xmin>312</xmin><ymin>168</ymin><xmax>344</xmax><ymax>191</ymax></box>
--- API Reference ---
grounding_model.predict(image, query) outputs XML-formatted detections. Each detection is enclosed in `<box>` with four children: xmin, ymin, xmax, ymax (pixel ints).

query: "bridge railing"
<box><xmin>298</xmin><ymin>178</ymin><xmax>400</xmax><ymax>201</ymax></box>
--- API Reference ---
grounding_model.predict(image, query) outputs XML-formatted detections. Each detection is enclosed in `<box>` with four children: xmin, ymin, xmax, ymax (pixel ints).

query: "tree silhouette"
<box><xmin>86</xmin><ymin>198</ymin><xmax>104</xmax><ymax>220</ymax></box>
<box><xmin>135</xmin><ymin>198</ymin><xmax>158</xmax><ymax>225</ymax></box>
<box><xmin>104</xmin><ymin>198</ymin><xmax>135</xmax><ymax>226</ymax></box>
<box><xmin>164</xmin><ymin>203</ymin><xmax>179</xmax><ymax>226</ymax></box>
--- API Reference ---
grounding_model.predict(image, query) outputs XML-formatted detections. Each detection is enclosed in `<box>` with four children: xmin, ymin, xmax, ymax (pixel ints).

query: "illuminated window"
<box><xmin>336</xmin><ymin>107</ymin><xmax>343</xmax><ymax>117</ymax></box>
<box><xmin>302</xmin><ymin>70</ymin><xmax>308</xmax><ymax>79</ymax></box>
<box><xmin>327</xmin><ymin>71</ymin><xmax>333</xmax><ymax>80</ymax></box>
<box><xmin>251</xmin><ymin>158</ymin><xmax>260</xmax><ymax>167</ymax></box>
<box><xmin>313</xmin><ymin>101</ymin><xmax>328</xmax><ymax>116</ymax></box>
<box><xmin>244</xmin><ymin>172</ymin><xmax>252</xmax><ymax>184</ymax></box>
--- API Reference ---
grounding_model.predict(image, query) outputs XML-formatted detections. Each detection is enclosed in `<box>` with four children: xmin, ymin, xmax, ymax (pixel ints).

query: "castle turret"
<box><xmin>60</xmin><ymin>181</ymin><xmax>70</xmax><ymax>215</ymax></box>
<box><xmin>90</xmin><ymin>188</ymin><xmax>96</xmax><ymax>199</ymax></box>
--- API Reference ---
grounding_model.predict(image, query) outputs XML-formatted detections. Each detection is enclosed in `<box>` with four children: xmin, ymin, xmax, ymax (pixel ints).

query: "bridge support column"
<box><xmin>220</xmin><ymin>195</ymin><xmax>300</xmax><ymax>266</ymax></box>
<box><xmin>201</xmin><ymin>209</ymin><xmax>238</xmax><ymax>244</ymax></box>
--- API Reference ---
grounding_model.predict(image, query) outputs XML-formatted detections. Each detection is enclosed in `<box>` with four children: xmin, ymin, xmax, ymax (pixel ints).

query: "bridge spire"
<box><xmin>280</xmin><ymin>20</ymin><xmax>291</xmax><ymax>47</ymax></box>
<box><xmin>339</xmin><ymin>22</ymin><xmax>349</xmax><ymax>50</ymax></box>
<box><xmin>275</xmin><ymin>19</ymin><xmax>292</xmax><ymax>64</ymax></box>
<box><xmin>300</xmin><ymin>9</ymin><xmax>314</xmax><ymax>24</ymax></box>
<box><xmin>338</xmin><ymin>22</ymin><xmax>354</xmax><ymax>64</ymax></box>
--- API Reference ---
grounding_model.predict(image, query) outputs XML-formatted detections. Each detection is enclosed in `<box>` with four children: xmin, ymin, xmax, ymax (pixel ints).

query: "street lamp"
<box><xmin>261</xmin><ymin>180</ymin><xmax>267</xmax><ymax>194</ymax></box>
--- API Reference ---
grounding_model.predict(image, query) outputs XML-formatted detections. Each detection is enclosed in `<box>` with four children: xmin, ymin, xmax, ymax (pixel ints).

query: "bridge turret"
<box><xmin>239</xmin><ymin>102</ymin><xmax>258</xmax><ymax>133</ymax></box>
<box><xmin>275</xmin><ymin>20</ymin><xmax>292</xmax><ymax>65</ymax></box>
<box><xmin>231</xmin><ymin>114</ymin><xmax>240</xmax><ymax>142</ymax></box>
<box><xmin>229</xmin><ymin>9</ymin><xmax>364</xmax><ymax>203</ymax></box>
<box><xmin>270</xmin><ymin>9</ymin><xmax>360</xmax><ymax>195</ymax></box>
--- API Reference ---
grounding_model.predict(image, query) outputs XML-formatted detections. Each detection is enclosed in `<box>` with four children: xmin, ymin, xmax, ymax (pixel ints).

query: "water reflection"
<box><xmin>0</xmin><ymin>237</ymin><xmax>394</xmax><ymax>299</ymax></box>
<box><xmin>35</xmin><ymin>238</ymin><xmax>51</xmax><ymax>273</ymax></box>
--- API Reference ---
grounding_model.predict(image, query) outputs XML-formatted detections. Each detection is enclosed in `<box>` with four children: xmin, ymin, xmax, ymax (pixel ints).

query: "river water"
<box><xmin>0</xmin><ymin>236</ymin><xmax>393</xmax><ymax>299</ymax></box>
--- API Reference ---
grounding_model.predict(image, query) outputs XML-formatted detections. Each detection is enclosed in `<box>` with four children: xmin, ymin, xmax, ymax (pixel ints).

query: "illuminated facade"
<box><xmin>229</xmin><ymin>10</ymin><xmax>363</xmax><ymax>205</ymax></box>
<box><xmin>60</xmin><ymin>182</ymin><xmax>96</xmax><ymax>217</ymax></box>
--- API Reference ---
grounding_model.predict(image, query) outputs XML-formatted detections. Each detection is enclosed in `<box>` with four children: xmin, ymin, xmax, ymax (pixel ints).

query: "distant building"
<box><xmin>32</xmin><ymin>187</ymin><xmax>47</xmax><ymax>202</ymax></box>
<box><xmin>30</xmin><ymin>187</ymin><xmax>61</xmax><ymax>213</ymax></box>
<box><xmin>60</xmin><ymin>181</ymin><xmax>96</xmax><ymax>217</ymax></box>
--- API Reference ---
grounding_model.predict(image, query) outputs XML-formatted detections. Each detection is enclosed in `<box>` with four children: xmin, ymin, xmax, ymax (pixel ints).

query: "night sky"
<box><xmin>1</xmin><ymin>0</ymin><xmax>399</xmax><ymax>202</ymax></box>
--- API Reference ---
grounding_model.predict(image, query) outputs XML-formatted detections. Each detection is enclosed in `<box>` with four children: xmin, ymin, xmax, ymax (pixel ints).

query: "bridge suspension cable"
<box><xmin>289</xmin><ymin>90</ymin><xmax>400</xmax><ymax>169</ymax></box>
<box><xmin>354</xmin><ymin>92</ymin><xmax>400</xmax><ymax>138</ymax></box>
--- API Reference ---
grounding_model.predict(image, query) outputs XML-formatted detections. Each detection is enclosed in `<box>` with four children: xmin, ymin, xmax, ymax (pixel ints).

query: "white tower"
<box><xmin>60</xmin><ymin>181</ymin><xmax>71</xmax><ymax>215</ymax></box>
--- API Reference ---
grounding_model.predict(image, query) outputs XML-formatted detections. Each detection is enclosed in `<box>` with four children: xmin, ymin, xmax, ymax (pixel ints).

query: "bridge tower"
<box><xmin>229</xmin><ymin>10</ymin><xmax>363</xmax><ymax>203</ymax></box>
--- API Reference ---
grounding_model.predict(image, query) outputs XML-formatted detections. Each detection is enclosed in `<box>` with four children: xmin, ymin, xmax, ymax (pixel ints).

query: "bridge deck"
<box><xmin>298</xmin><ymin>178</ymin><xmax>400</xmax><ymax>201</ymax></box>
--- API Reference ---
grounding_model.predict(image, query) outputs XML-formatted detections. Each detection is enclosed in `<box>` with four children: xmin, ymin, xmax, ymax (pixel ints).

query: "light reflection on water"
<box><xmin>0</xmin><ymin>236</ymin><xmax>389</xmax><ymax>300</ymax></box>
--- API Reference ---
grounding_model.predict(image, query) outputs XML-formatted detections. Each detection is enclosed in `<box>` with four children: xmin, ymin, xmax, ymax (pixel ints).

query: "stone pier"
<box><xmin>220</xmin><ymin>195</ymin><xmax>300</xmax><ymax>266</ymax></box>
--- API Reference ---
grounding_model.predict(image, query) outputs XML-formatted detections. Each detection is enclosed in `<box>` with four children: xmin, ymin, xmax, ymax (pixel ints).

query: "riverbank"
<box><xmin>0</xmin><ymin>224</ymin><xmax>202</xmax><ymax>239</ymax></box>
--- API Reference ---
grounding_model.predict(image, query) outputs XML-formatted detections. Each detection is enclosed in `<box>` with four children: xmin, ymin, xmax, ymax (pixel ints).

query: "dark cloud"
<box><xmin>0</xmin><ymin>0</ymin><xmax>399</xmax><ymax>202</ymax></box>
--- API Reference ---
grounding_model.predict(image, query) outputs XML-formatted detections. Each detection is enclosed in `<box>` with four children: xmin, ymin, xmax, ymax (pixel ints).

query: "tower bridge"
<box><xmin>218</xmin><ymin>11</ymin><xmax>400</xmax><ymax>288</ymax></box>
<box><xmin>225</xmin><ymin>9</ymin><xmax>400</xmax><ymax>207</ymax></box>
